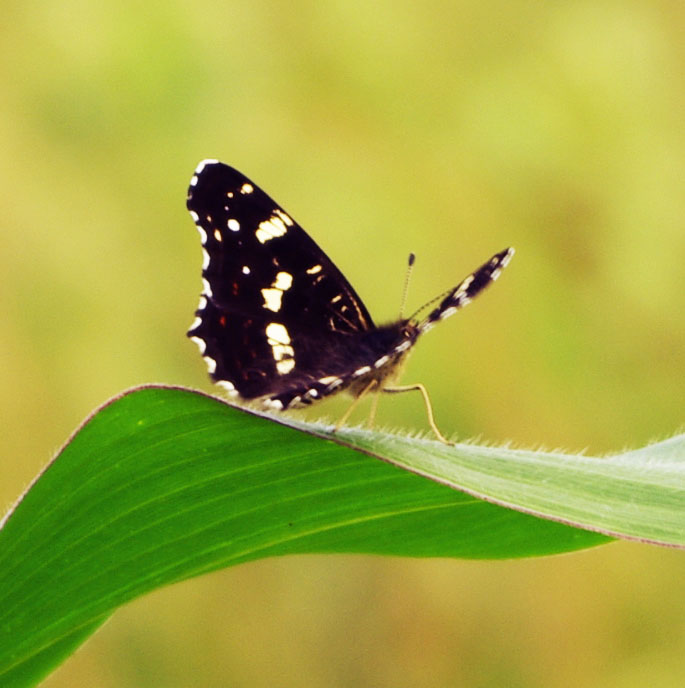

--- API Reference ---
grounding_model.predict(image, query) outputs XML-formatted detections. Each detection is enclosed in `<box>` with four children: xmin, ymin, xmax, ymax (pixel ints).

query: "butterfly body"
<box><xmin>187</xmin><ymin>160</ymin><xmax>513</xmax><ymax>431</ymax></box>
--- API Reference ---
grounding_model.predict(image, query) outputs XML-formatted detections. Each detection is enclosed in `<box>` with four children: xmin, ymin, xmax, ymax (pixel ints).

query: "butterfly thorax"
<box><xmin>342</xmin><ymin>319</ymin><xmax>420</xmax><ymax>397</ymax></box>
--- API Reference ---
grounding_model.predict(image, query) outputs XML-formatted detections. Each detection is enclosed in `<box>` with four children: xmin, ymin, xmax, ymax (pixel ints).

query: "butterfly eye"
<box><xmin>400</xmin><ymin>322</ymin><xmax>417</xmax><ymax>338</ymax></box>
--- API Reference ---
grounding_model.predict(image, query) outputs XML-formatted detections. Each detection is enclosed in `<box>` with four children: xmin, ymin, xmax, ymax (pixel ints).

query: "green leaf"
<box><xmin>0</xmin><ymin>385</ymin><xmax>682</xmax><ymax>687</ymax></box>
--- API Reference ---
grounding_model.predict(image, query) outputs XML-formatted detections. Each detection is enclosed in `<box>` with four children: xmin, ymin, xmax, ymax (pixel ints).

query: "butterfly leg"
<box><xmin>382</xmin><ymin>383</ymin><xmax>452</xmax><ymax>445</ymax></box>
<box><xmin>334</xmin><ymin>380</ymin><xmax>378</xmax><ymax>433</ymax></box>
<box><xmin>367</xmin><ymin>386</ymin><xmax>381</xmax><ymax>428</ymax></box>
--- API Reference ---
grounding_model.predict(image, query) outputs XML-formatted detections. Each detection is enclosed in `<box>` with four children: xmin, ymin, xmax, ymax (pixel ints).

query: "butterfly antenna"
<box><xmin>399</xmin><ymin>253</ymin><xmax>415</xmax><ymax>319</ymax></box>
<box><xmin>403</xmin><ymin>252</ymin><xmax>455</xmax><ymax>322</ymax></box>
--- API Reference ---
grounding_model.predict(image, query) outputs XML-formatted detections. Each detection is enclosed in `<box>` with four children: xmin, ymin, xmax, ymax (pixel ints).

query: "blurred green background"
<box><xmin>1</xmin><ymin>0</ymin><xmax>683</xmax><ymax>686</ymax></box>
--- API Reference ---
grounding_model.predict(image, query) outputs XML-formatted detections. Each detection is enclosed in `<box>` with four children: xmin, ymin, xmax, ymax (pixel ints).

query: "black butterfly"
<box><xmin>187</xmin><ymin>160</ymin><xmax>513</xmax><ymax>442</ymax></box>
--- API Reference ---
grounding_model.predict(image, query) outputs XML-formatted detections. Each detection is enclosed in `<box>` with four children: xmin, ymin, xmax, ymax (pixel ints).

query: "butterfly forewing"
<box><xmin>419</xmin><ymin>248</ymin><xmax>514</xmax><ymax>331</ymax></box>
<box><xmin>187</xmin><ymin>160</ymin><xmax>374</xmax><ymax>400</ymax></box>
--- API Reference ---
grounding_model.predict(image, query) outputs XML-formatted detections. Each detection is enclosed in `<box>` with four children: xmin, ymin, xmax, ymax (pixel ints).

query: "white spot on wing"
<box><xmin>306</xmin><ymin>264</ymin><xmax>322</xmax><ymax>275</ymax></box>
<box><xmin>202</xmin><ymin>248</ymin><xmax>210</xmax><ymax>270</ymax></box>
<box><xmin>203</xmin><ymin>355</ymin><xmax>217</xmax><ymax>374</ymax></box>
<box><xmin>318</xmin><ymin>375</ymin><xmax>343</xmax><ymax>391</ymax></box>
<box><xmin>228</xmin><ymin>218</ymin><xmax>240</xmax><ymax>232</ymax></box>
<box><xmin>266</xmin><ymin>322</ymin><xmax>295</xmax><ymax>375</ymax></box>
<box><xmin>354</xmin><ymin>366</ymin><xmax>371</xmax><ymax>376</ymax></box>
<box><xmin>266</xmin><ymin>322</ymin><xmax>291</xmax><ymax>344</ymax></box>
<box><xmin>242</xmin><ymin>265</ymin><xmax>251</xmax><ymax>275</ymax></box>
<box><xmin>189</xmin><ymin>159</ymin><xmax>219</xmax><ymax>186</ymax></box>
<box><xmin>276</xmin><ymin>359</ymin><xmax>295</xmax><ymax>375</ymax></box>
<box><xmin>255</xmin><ymin>215</ymin><xmax>288</xmax><ymax>244</ymax></box>
<box><xmin>217</xmin><ymin>380</ymin><xmax>238</xmax><ymax>397</ymax></box>
<box><xmin>273</xmin><ymin>271</ymin><xmax>293</xmax><ymax>290</ymax></box>
<box><xmin>459</xmin><ymin>275</ymin><xmax>475</xmax><ymax>292</ymax></box>
<box><xmin>240</xmin><ymin>183</ymin><xmax>254</xmax><ymax>195</ymax></box>
<box><xmin>260</xmin><ymin>271</ymin><xmax>293</xmax><ymax>312</ymax></box>
<box><xmin>261</xmin><ymin>287</ymin><xmax>283</xmax><ymax>312</ymax></box>
<box><xmin>213</xmin><ymin>229</ymin><xmax>222</xmax><ymax>242</ymax></box>
<box><xmin>202</xmin><ymin>277</ymin><xmax>213</xmax><ymax>298</ymax></box>
<box><xmin>189</xmin><ymin>335</ymin><xmax>206</xmax><ymax>354</ymax></box>
<box><xmin>318</xmin><ymin>375</ymin><xmax>339</xmax><ymax>385</ymax></box>
<box><xmin>196</xmin><ymin>159</ymin><xmax>219</xmax><ymax>173</ymax></box>
<box><xmin>274</xmin><ymin>208</ymin><xmax>294</xmax><ymax>226</ymax></box>
<box><xmin>195</xmin><ymin>224</ymin><xmax>208</xmax><ymax>245</ymax></box>
<box><xmin>189</xmin><ymin>210</ymin><xmax>199</xmax><ymax>222</ymax></box>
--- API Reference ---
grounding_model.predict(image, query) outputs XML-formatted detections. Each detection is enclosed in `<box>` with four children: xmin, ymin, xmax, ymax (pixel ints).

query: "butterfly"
<box><xmin>187</xmin><ymin>160</ymin><xmax>513</xmax><ymax>443</ymax></box>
